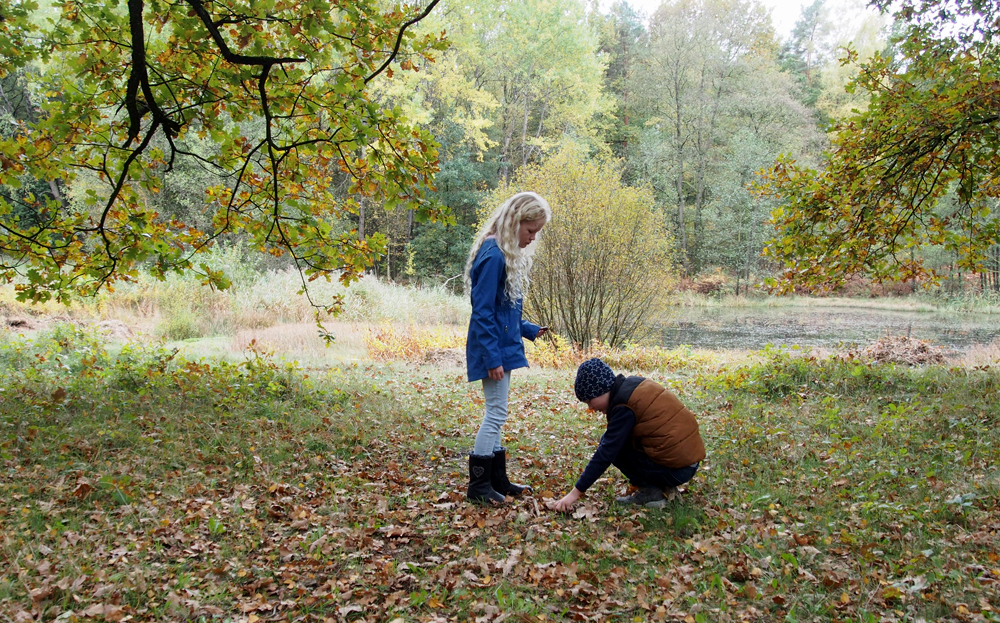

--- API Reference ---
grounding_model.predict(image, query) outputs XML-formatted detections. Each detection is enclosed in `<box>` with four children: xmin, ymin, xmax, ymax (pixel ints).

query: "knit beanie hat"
<box><xmin>574</xmin><ymin>358</ymin><xmax>616</xmax><ymax>402</ymax></box>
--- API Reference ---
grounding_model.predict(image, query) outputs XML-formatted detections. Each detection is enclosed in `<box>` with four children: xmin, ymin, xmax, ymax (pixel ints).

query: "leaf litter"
<box><xmin>0</xmin><ymin>333</ymin><xmax>997</xmax><ymax>622</ymax></box>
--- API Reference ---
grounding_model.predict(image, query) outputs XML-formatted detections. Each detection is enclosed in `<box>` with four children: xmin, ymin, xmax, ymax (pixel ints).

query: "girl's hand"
<box><xmin>550</xmin><ymin>488</ymin><xmax>582</xmax><ymax>513</ymax></box>
<box><xmin>488</xmin><ymin>366</ymin><xmax>505</xmax><ymax>381</ymax></box>
<box><xmin>537</xmin><ymin>326</ymin><xmax>549</xmax><ymax>338</ymax></box>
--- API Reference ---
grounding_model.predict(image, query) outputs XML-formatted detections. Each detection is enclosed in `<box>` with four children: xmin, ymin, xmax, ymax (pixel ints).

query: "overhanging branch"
<box><xmin>184</xmin><ymin>0</ymin><xmax>305</xmax><ymax>67</ymax></box>
<box><xmin>364</xmin><ymin>0</ymin><xmax>441</xmax><ymax>84</ymax></box>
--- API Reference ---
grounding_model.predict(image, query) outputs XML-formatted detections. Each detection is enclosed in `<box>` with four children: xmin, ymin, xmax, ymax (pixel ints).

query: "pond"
<box><xmin>655</xmin><ymin>305</ymin><xmax>1000</xmax><ymax>354</ymax></box>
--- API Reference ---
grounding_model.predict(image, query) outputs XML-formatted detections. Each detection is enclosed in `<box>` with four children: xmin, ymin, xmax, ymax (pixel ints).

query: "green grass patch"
<box><xmin>0</xmin><ymin>327</ymin><xmax>997</xmax><ymax>622</ymax></box>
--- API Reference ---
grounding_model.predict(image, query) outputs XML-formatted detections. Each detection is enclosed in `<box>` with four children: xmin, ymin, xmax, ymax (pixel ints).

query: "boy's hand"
<box><xmin>537</xmin><ymin>326</ymin><xmax>549</xmax><ymax>338</ymax></box>
<box><xmin>488</xmin><ymin>365</ymin><xmax>505</xmax><ymax>381</ymax></box>
<box><xmin>549</xmin><ymin>488</ymin><xmax>582</xmax><ymax>513</ymax></box>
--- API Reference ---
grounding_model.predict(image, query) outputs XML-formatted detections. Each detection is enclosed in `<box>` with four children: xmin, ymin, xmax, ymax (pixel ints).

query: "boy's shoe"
<box><xmin>615</xmin><ymin>487</ymin><xmax>669</xmax><ymax>508</ymax></box>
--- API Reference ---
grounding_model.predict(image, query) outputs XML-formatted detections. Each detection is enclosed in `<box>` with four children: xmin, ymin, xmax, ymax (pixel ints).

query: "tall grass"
<box><xmin>670</xmin><ymin>289</ymin><xmax>1000</xmax><ymax>314</ymax></box>
<box><xmin>0</xmin><ymin>286</ymin><xmax>85</xmax><ymax>321</ymax></box>
<box><xmin>928</xmin><ymin>290</ymin><xmax>1000</xmax><ymax>314</ymax></box>
<box><xmin>668</xmin><ymin>291</ymin><xmax>946</xmax><ymax>312</ymax></box>
<box><xmin>8</xmin><ymin>244</ymin><xmax>1000</xmax><ymax>370</ymax></box>
<box><xmin>87</xmin><ymin>245</ymin><xmax>470</xmax><ymax>340</ymax></box>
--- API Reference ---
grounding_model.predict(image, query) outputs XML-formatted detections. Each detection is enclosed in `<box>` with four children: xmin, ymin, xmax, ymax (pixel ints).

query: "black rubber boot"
<box><xmin>467</xmin><ymin>453</ymin><xmax>506</xmax><ymax>505</ymax></box>
<box><xmin>614</xmin><ymin>487</ymin><xmax>668</xmax><ymax>508</ymax></box>
<box><xmin>490</xmin><ymin>447</ymin><xmax>532</xmax><ymax>497</ymax></box>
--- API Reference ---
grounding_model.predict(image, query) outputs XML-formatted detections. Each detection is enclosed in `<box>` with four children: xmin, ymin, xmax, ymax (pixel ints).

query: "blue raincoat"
<box><xmin>466</xmin><ymin>239</ymin><xmax>542</xmax><ymax>382</ymax></box>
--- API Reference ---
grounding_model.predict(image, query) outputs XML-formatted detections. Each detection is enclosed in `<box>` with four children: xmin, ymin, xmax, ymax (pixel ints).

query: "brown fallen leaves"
<box><xmin>3</xmin><ymin>355</ymin><xmax>999</xmax><ymax>623</ymax></box>
<box><xmin>844</xmin><ymin>335</ymin><xmax>946</xmax><ymax>365</ymax></box>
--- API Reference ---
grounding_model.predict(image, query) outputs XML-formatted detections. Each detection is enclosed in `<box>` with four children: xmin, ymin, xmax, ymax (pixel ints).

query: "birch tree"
<box><xmin>635</xmin><ymin>0</ymin><xmax>774</xmax><ymax>273</ymax></box>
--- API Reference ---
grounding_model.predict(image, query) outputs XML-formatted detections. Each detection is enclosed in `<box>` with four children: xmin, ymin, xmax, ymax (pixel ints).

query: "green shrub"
<box><xmin>405</xmin><ymin>222</ymin><xmax>473</xmax><ymax>290</ymax></box>
<box><xmin>155</xmin><ymin>304</ymin><xmax>205</xmax><ymax>341</ymax></box>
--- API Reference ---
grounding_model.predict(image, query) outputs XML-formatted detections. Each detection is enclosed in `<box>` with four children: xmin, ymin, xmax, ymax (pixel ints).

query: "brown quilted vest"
<box><xmin>625</xmin><ymin>379</ymin><xmax>706</xmax><ymax>468</ymax></box>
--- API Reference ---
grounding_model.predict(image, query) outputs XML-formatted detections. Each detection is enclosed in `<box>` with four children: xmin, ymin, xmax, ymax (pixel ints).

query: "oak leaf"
<box><xmin>572</xmin><ymin>504</ymin><xmax>599</xmax><ymax>521</ymax></box>
<box><xmin>501</xmin><ymin>549</ymin><xmax>521</xmax><ymax>576</ymax></box>
<box><xmin>73</xmin><ymin>480</ymin><xmax>95</xmax><ymax>499</ymax></box>
<box><xmin>82</xmin><ymin>603</ymin><xmax>106</xmax><ymax>617</ymax></box>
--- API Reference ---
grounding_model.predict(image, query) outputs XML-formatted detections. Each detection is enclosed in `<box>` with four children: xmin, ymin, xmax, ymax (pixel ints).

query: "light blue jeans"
<box><xmin>473</xmin><ymin>371</ymin><xmax>511</xmax><ymax>456</ymax></box>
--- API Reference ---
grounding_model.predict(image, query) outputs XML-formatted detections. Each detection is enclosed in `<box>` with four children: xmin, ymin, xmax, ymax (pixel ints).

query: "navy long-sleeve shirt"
<box><xmin>574</xmin><ymin>398</ymin><xmax>637</xmax><ymax>493</ymax></box>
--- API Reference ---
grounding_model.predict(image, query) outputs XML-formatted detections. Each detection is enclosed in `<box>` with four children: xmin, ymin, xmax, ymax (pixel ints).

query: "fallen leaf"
<box><xmin>308</xmin><ymin>534</ymin><xmax>328</xmax><ymax>552</ymax></box>
<box><xmin>572</xmin><ymin>504</ymin><xmax>599</xmax><ymax>521</ymax></box>
<box><xmin>636</xmin><ymin>584</ymin><xmax>650</xmax><ymax>610</ymax></box>
<box><xmin>502</xmin><ymin>549</ymin><xmax>521</xmax><ymax>576</ymax></box>
<box><xmin>82</xmin><ymin>603</ymin><xmax>106</xmax><ymax>617</ymax></box>
<box><xmin>73</xmin><ymin>480</ymin><xmax>95</xmax><ymax>499</ymax></box>
<box><xmin>30</xmin><ymin>586</ymin><xmax>54</xmax><ymax>604</ymax></box>
<box><xmin>882</xmin><ymin>586</ymin><xmax>904</xmax><ymax>602</ymax></box>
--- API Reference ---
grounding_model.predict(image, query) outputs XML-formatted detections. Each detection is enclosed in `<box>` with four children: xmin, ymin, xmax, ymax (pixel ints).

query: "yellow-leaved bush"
<box><xmin>524</xmin><ymin>336</ymin><xmax>721</xmax><ymax>373</ymax></box>
<box><xmin>484</xmin><ymin>147</ymin><xmax>675</xmax><ymax>348</ymax></box>
<box><xmin>364</xmin><ymin>325</ymin><xmax>464</xmax><ymax>363</ymax></box>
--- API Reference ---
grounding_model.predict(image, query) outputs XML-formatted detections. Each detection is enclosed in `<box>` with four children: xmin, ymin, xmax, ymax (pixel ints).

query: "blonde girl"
<box><xmin>464</xmin><ymin>191</ymin><xmax>551</xmax><ymax>504</ymax></box>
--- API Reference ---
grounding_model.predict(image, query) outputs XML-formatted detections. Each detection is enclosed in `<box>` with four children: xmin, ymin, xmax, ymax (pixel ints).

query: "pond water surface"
<box><xmin>656</xmin><ymin>306</ymin><xmax>1000</xmax><ymax>354</ymax></box>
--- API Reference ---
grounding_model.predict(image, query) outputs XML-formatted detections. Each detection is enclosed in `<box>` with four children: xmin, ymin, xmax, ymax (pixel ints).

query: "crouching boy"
<box><xmin>551</xmin><ymin>358</ymin><xmax>705</xmax><ymax>511</ymax></box>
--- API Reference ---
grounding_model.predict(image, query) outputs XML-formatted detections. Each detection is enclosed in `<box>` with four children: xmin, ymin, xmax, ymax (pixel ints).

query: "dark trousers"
<box><xmin>612</xmin><ymin>441</ymin><xmax>699</xmax><ymax>489</ymax></box>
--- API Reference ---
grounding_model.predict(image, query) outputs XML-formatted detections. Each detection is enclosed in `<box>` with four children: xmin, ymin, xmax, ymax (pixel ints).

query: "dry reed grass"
<box><xmin>949</xmin><ymin>339</ymin><xmax>1000</xmax><ymax>368</ymax></box>
<box><xmin>362</xmin><ymin>326</ymin><xmax>739</xmax><ymax>373</ymax></box>
<box><xmin>525</xmin><ymin>334</ymin><xmax>734</xmax><ymax>373</ymax></box>
<box><xmin>667</xmin><ymin>291</ymin><xmax>944</xmax><ymax>312</ymax></box>
<box><xmin>230</xmin><ymin>321</ymin><xmax>369</xmax><ymax>363</ymax></box>
<box><xmin>0</xmin><ymin>287</ymin><xmax>83</xmax><ymax>333</ymax></box>
<box><xmin>94</xmin><ymin>267</ymin><xmax>470</xmax><ymax>341</ymax></box>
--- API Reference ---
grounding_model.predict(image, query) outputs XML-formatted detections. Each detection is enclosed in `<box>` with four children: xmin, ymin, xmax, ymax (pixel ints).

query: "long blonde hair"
<box><xmin>464</xmin><ymin>191</ymin><xmax>552</xmax><ymax>302</ymax></box>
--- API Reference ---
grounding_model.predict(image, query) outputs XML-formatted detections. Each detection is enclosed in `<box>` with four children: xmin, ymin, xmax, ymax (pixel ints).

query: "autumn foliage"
<box><xmin>486</xmin><ymin>149</ymin><xmax>674</xmax><ymax>348</ymax></box>
<box><xmin>0</xmin><ymin>0</ymin><xmax>446</xmax><ymax>304</ymax></box>
<box><xmin>759</xmin><ymin>0</ymin><xmax>1000</xmax><ymax>292</ymax></box>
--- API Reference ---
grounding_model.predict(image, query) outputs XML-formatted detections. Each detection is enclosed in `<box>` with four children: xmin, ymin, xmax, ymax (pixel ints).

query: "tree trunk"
<box><xmin>674</xmin><ymin>118</ymin><xmax>687</xmax><ymax>274</ymax></box>
<box><xmin>521</xmin><ymin>86</ymin><xmax>530</xmax><ymax>167</ymax></box>
<box><xmin>358</xmin><ymin>200</ymin><xmax>365</xmax><ymax>241</ymax></box>
<box><xmin>675</xmin><ymin>165</ymin><xmax>687</xmax><ymax>274</ymax></box>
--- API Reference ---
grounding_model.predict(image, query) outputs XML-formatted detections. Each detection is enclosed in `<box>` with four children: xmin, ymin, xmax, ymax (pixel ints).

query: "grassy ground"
<box><xmin>667</xmin><ymin>291</ymin><xmax>1000</xmax><ymax>315</ymax></box>
<box><xmin>1</xmin><ymin>325</ymin><xmax>997</xmax><ymax>623</ymax></box>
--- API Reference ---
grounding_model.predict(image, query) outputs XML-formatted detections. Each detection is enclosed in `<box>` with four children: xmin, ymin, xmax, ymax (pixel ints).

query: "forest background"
<box><xmin>3</xmin><ymin>0</ymin><xmax>979</xmax><ymax>306</ymax></box>
<box><xmin>322</xmin><ymin>0</ymin><xmax>887</xmax><ymax>296</ymax></box>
